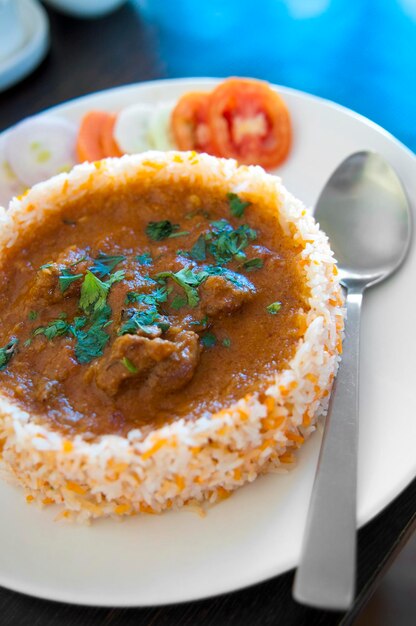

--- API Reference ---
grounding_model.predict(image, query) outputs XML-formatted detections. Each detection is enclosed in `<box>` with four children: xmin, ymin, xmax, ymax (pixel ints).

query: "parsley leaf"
<box><xmin>168</xmin><ymin>230</ymin><xmax>190</xmax><ymax>239</ymax></box>
<box><xmin>80</xmin><ymin>271</ymin><xmax>109</xmax><ymax>313</ymax></box>
<box><xmin>146</xmin><ymin>220</ymin><xmax>180</xmax><ymax>241</ymax></box>
<box><xmin>34</xmin><ymin>317</ymin><xmax>69</xmax><ymax>340</ymax></box>
<box><xmin>155</xmin><ymin>268</ymin><xmax>208</xmax><ymax>308</ymax></box>
<box><xmin>189</xmin><ymin>235</ymin><xmax>206</xmax><ymax>261</ymax></box>
<box><xmin>222</xmin><ymin>337</ymin><xmax>231</xmax><ymax>348</ymax></box>
<box><xmin>0</xmin><ymin>338</ymin><xmax>18</xmax><ymax>370</ymax></box>
<box><xmin>121</xmin><ymin>357</ymin><xmax>138</xmax><ymax>374</ymax></box>
<box><xmin>58</xmin><ymin>269</ymin><xmax>83</xmax><ymax>292</ymax></box>
<box><xmin>157</xmin><ymin>321</ymin><xmax>171</xmax><ymax>333</ymax></box>
<box><xmin>136</xmin><ymin>252</ymin><xmax>153</xmax><ymax>266</ymax></box>
<box><xmin>189</xmin><ymin>315</ymin><xmax>208</xmax><ymax>327</ymax></box>
<box><xmin>28</xmin><ymin>311</ymin><xmax>38</xmax><ymax>321</ymax></box>
<box><xmin>266</xmin><ymin>301</ymin><xmax>282</xmax><ymax>314</ymax></box>
<box><xmin>243</xmin><ymin>258</ymin><xmax>264</xmax><ymax>271</ymax></box>
<box><xmin>73</xmin><ymin>305</ymin><xmax>112</xmax><ymax>364</ymax></box>
<box><xmin>121</xmin><ymin>285</ymin><xmax>170</xmax><ymax>336</ymax></box>
<box><xmin>126</xmin><ymin>287</ymin><xmax>169</xmax><ymax>307</ymax></box>
<box><xmin>227</xmin><ymin>192</ymin><xmax>251</xmax><ymax>218</ymax></box>
<box><xmin>119</xmin><ymin>308</ymin><xmax>161</xmax><ymax>336</ymax></box>
<box><xmin>201</xmin><ymin>332</ymin><xmax>216</xmax><ymax>348</ymax></box>
<box><xmin>204</xmin><ymin>265</ymin><xmax>254</xmax><ymax>290</ymax></box>
<box><xmin>90</xmin><ymin>253</ymin><xmax>126</xmax><ymax>277</ymax></box>
<box><xmin>171</xmin><ymin>295</ymin><xmax>187</xmax><ymax>310</ymax></box>
<box><xmin>206</xmin><ymin>220</ymin><xmax>257</xmax><ymax>264</ymax></box>
<box><xmin>39</xmin><ymin>262</ymin><xmax>53</xmax><ymax>270</ymax></box>
<box><xmin>80</xmin><ymin>270</ymin><xmax>124</xmax><ymax>313</ymax></box>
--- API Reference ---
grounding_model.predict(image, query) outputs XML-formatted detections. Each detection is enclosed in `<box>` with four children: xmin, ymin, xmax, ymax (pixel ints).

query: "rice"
<box><xmin>0</xmin><ymin>151</ymin><xmax>344</xmax><ymax>522</ymax></box>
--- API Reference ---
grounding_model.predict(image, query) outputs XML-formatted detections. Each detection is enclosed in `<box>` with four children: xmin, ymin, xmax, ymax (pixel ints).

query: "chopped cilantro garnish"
<box><xmin>155</xmin><ymin>268</ymin><xmax>208</xmax><ymax>308</ymax></box>
<box><xmin>80</xmin><ymin>270</ymin><xmax>124</xmax><ymax>313</ymax></box>
<box><xmin>204</xmin><ymin>265</ymin><xmax>254</xmax><ymax>290</ymax></box>
<box><xmin>189</xmin><ymin>315</ymin><xmax>208</xmax><ymax>327</ymax></box>
<box><xmin>40</xmin><ymin>262</ymin><xmax>53</xmax><ymax>270</ymax></box>
<box><xmin>171</xmin><ymin>295</ymin><xmax>187</xmax><ymax>310</ymax></box>
<box><xmin>80</xmin><ymin>271</ymin><xmax>109</xmax><ymax>313</ymax></box>
<box><xmin>136</xmin><ymin>252</ymin><xmax>153</xmax><ymax>266</ymax></box>
<box><xmin>90</xmin><ymin>253</ymin><xmax>126</xmax><ymax>277</ymax></box>
<box><xmin>267</xmin><ymin>301</ymin><xmax>282</xmax><ymax>314</ymax></box>
<box><xmin>206</xmin><ymin>220</ymin><xmax>257</xmax><ymax>264</ymax></box>
<box><xmin>70</xmin><ymin>255</ymin><xmax>87</xmax><ymax>267</ymax></box>
<box><xmin>201</xmin><ymin>332</ymin><xmax>216</xmax><ymax>348</ymax></box>
<box><xmin>146</xmin><ymin>220</ymin><xmax>180</xmax><ymax>241</ymax></box>
<box><xmin>0</xmin><ymin>338</ymin><xmax>18</xmax><ymax>370</ymax></box>
<box><xmin>185</xmin><ymin>209</ymin><xmax>211</xmax><ymax>220</ymax></box>
<box><xmin>189</xmin><ymin>235</ymin><xmax>206</xmax><ymax>261</ymax></box>
<box><xmin>121</xmin><ymin>357</ymin><xmax>138</xmax><ymax>374</ymax></box>
<box><xmin>227</xmin><ymin>192</ymin><xmax>251</xmax><ymax>218</ymax></box>
<box><xmin>121</xmin><ymin>285</ymin><xmax>170</xmax><ymax>336</ymax></box>
<box><xmin>243</xmin><ymin>258</ymin><xmax>264</xmax><ymax>271</ymax></box>
<box><xmin>119</xmin><ymin>307</ymin><xmax>161</xmax><ymax>336</ymax></box>
<box><xmin>157</xmin><ymin>321</ymin><xmax>171</xmax><ymax>333</ymax></box>
<box><xmin>126</xmin><ymin>287</ymin><xmax>169</xmax><ymax>307</ymax></box>
<box><xmin>69</xmin><ymin>316</ymin><xmax>88</xmax><ymax>334</ymax></box>
<box><xmin>28</xmin><ymin>311</ymin><xmax>38</xmax><ymax>321</ymax></box>
<box><xmin>222</xmin><ymin>337</ymin><xmax>231</xmax><ymax>348</ymax></box>
<box><xmin>34</xmin><ymin>317</ymin><xmax>69</xmax><ymax>340</ymax></box>
<box><xmin>58</xmin><ymin>269</ymin><xmax>83</xmax><ymax>292</ymax></box>
<box><xmin>73</xmin><ymin>305</ymin><xmax>112</xmax><ymax>364</ymax></box>
<box><xmin>168</xmin><ymin>230</ymin><xmax>190</xmax><ymax>239</ymax></box>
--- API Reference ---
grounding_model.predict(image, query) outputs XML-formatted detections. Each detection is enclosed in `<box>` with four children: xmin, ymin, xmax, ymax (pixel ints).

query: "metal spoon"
<box><xmin>292</xmin><ymin>151</ymin><xmax>412</xmax><ymax>610</ymax></box>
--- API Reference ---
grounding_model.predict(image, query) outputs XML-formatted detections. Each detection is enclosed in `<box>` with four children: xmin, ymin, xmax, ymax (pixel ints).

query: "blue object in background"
<box><xmin>135</xmin><ymin>0</ymin><xmax>416</xmax><ymax>152</ymax></box>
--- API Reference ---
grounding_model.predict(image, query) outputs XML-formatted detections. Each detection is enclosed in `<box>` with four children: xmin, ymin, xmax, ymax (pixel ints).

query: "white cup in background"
<box><xmin>43</xmin><ymin>0</ymin><xmax>126</xmax><ymax>18</ymax></box>
<box><xmin>0</xmin><ymin>0</ymin><xmax>26</xmax><ymax>62</ymax></box>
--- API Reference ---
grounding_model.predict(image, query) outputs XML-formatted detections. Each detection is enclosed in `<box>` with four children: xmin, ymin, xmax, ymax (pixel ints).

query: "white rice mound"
<box><xmin>0</xmin><ymin>151</ymin><xmax>344</xmax><ymax>522</ymax></box>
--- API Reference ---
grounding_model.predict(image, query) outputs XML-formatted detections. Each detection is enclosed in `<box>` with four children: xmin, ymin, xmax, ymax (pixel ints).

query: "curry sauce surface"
<box><xmin>0</xmin><ymin>182</ymin><xmax>308</xmax><ymax>437</ymax></box>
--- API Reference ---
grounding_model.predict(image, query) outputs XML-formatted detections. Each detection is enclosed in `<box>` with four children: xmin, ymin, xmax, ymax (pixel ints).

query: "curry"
<box><xmin>0</xmin><ymin>181</ymin><xmax>308</xmax><ymax>437</ymax></box>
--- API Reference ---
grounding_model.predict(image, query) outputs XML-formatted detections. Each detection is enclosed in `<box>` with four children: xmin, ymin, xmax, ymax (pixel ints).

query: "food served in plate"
<box><xmin>171</xmin><ymin>78</ymin><xmax>291</xmax><ymax>168</ymax></box>
<box><xmin>0</xmin><ymin>79</ymin><xmax>292</xmax><ymax>207</ymax></box>
<box><xmin>0</xmin><ymin>151</ymin><xmax>343</xmax><ymax>521</ymax></box>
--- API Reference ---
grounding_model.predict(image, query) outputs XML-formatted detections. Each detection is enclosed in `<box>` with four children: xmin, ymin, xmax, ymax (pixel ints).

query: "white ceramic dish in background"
<box><xmin>0</xmin><ymin>0</ymin><xmax>49</xmax><ymax>92</ymax></box>
<box><xmin>43</xmin><ymin>0</ymin><xmax>126</xmax><ymax>18</ymax></box>
<box><xmin>0</xmin><ymin>78</ymin><xmax>415</xmax><ymax>607</ymax></box>
<box><xmin>0</xmin><ymin>0</ymin><xmax>25</xmax><ymax>62</ymax></box>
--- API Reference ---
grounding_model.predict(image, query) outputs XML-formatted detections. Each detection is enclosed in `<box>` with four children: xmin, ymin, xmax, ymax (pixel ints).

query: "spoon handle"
<box><xmin>293</xmin><ymin>286</ymin><xmax>362</xmax><ymax>610</ymax></box>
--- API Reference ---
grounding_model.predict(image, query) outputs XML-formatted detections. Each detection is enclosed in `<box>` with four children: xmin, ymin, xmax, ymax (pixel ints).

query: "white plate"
<box><xmin>0</xmin><ymin>78</ymin><xmax>415</xmax><ymax>607</ymax></box>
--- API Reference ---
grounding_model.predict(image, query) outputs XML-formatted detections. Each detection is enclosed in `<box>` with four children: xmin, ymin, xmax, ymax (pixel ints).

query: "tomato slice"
<box><xmin>76</xmin><ymin>111</ymin><xmax>122</xmax><ymax>162</ymax></box>
<box><xmin>171</xmin><ymin>92</ymin><xmax>215</xmax><ymax>153</ymax></box>
<box><xmin>207</xmin><ymin>78</ymin><xmax>292</xmax><ymax>169</ymax></box>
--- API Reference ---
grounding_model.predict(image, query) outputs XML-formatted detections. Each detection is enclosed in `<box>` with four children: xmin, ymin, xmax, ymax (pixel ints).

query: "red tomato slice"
<box><xmin>171</xmin><ymin>92</ymin><xmax>215</xmax><ymax>153</ymax></box>
<box><xmin>207</xmin><ymin>78</ymin><xmax>292</xmax><ymax>169</ymax></box>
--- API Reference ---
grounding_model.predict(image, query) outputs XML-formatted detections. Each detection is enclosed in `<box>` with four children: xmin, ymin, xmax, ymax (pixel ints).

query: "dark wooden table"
<box><xmin>1</xmin><ymin>4</ymin><xmax>415</xmax><ymax>625</ymax></box>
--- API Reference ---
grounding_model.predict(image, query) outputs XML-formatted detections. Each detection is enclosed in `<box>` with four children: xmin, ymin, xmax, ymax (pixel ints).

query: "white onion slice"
<box><xmin>113</xmin><ymin>103</ymin><xmax>155</xmax><ymax>154</ymax></box>
<box><xmin>5</xmin><ymin>116</ymin><xmax>77</xmax><ymax>188</ymax></box>
<box><xmin>0</xmin><ymin>134</ymin><xmax>26</xmax><ymax>208</ymax></box>
<box><xmin>147</xmin><ymin>102</ymin><xmax>176</xmax><ymax>150</ymax></box>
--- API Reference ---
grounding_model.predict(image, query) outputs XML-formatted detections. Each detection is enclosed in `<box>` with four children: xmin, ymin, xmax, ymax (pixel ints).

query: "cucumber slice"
<box><xmin>147</xmin><ymin>102</ymin><xmax>176</xmax><ymax>150</ymax></box>
<box><xmin>113</xmin><ymin>103</ymin><xmax>154</xmax><ymax>154</ymax></box>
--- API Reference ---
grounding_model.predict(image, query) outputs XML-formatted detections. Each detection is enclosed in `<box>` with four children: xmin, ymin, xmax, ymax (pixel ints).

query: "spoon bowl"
<box><xmin>293</xmin><ymin>151</ymin><xmax>412</xmax><ymax>610</ymax></box>
<box><xmin>316</xmin><ymin>151</ymin><xmax>411</xmax><ymax>288</ymax></box>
